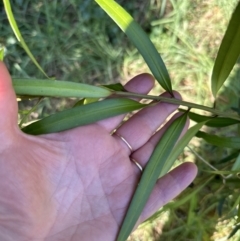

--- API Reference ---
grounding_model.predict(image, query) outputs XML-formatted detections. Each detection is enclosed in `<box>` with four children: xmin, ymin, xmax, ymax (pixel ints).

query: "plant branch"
<box><xmin>114</xmin><ymin>91</ymin><xmax>240</xmax><ymax>121</ymax></box>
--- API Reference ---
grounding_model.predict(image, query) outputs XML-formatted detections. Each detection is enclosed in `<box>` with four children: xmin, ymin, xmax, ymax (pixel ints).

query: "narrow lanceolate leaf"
<box><xmin>196</xmin><ymin>131</ymin><xmax>240</xmax><ymax>149</ymax></box>
<box><xmin>117</xmin><ymin>113</ymin><xmax>188</xmax><ymax>241</ymax></box>
<box><xmin>3</xmin><ymin>0</ymin><xmax>48</xmax><ymax>77</ymax></box>
<box><xmin>73</xmin><ymin>99</ymin><xmax>85</xmax><ymax>107</ymax></box>
<box><xmin>211</xmin><ymin>1</ymin><xmax>240</xmax><ymax>97</ymax></box>
<box><xmin>83</xmin><ymin>98</ymin><xmax>99</xmax><ymax>104</ymax></box>
<box><xmin>204</xmin><ymin>170</ymin><xmax>240</xmax><ymax>175</ymax></box>
<box><xmin>219</xmin><ymin>150</ymin><xmax>240</xmax><ymax>163</ymax></box>
<box><xmin>13</xmin><ymin>78</ymin><xmax>112</xmax><ymax>98</ymax></box>
<box><xmin>160</xmin><ymin>121</ymin><xmax>207</xmax><ymax>177</ymax></box>
<box><xmin>228</xmin><ymin>224</ymin><xmax>240</xmax><ymax>240</ymax></box>
<box><xmin>22</xmin><ymin>98</ymin><xmax>145</xmax><ymax>135</ymax></box>
<box><xmin>231</xmin><ymin>152</ymin><xmax>240</xmax><ymax>171</ymax></box>
<box><xmin>103</xmin><ymin>83</ymin><xmax>126</xmax><ymax>92</ymax></box>
<box><xmin>0</xmin><ymin>47</ymin><xmax>4</xmax><ymax>61</ymax></box>
<box><xmin>187</xmin><ymin>111</ymin><xmax>240</xmax><ymax>127</ymax></box>
<box><xmin>95</xmin><ymin>0</ymin><xmax>172</xmax><ymax>93</ymax></box>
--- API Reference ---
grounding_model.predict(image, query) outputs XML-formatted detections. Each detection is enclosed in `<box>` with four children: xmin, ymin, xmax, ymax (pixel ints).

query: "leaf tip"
<box><xmin>210</xmin><ymin>79</ymin><xmax>217</xmax><ymax>99</ymax></box>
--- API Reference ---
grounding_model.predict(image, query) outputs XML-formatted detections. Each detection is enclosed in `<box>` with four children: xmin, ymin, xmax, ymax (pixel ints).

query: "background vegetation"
<box><xmin>1</xmin><ymin>0</ymin><xmax>240</xmax><ymax>240</ymax></box>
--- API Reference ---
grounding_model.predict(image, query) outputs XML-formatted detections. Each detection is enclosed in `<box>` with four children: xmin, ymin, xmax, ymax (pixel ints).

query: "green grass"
<box><xmin>1</xmin><ymin>0</ymin><xmax>240</xmax><ymax>240</ymax></box>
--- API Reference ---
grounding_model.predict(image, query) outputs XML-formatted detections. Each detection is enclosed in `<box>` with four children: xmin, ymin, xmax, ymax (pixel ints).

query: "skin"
<box><xmin>0</xmin><ymin>62</ymin><xmax>197</xmax><ymax>241</ymax></box>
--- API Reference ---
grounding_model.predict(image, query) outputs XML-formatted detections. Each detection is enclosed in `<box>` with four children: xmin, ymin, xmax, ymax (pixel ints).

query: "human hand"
<box><xmin>0</xmin><ymin>62</ymin><xmax>197</xmax><ymax>241</ymax></box>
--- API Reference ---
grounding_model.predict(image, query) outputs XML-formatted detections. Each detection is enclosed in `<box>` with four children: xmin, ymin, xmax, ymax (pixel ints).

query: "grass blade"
<box><xmin>95</xmin><ymin>0</ymin><xmax>172</xmax><ymax>93</ymax></box>
<box><xmin>117</xmin><ymin>112</ymin><xmax>188</xmax><ymax>241</ymax></box>
<box><xmin>13</xmin><ymin>78</ymin><xmax>112</xmax><ymax>98</ymax></box>
<box><xmin>196</xmin><ymin>131</ymin><xmax>240</xmax><ymax>149</ymax></box>
<box><xmin>3</xmin><ymin>0</ymin><xmax>48</xmax><ymax>77</ymax></box>
<box><xmin>160</xmin><ymin>121</ymin><xmax>207</xmax><ymax>177</ymax></box>
<box><xmin>211</xmin><ymin>1</ymin><xmax>240</xmax><ymax>97</ymax></box>
<box><xmin>22</xmin><ymin>98</ymin><xmax>146</xmax><ymax>135</ymax></box>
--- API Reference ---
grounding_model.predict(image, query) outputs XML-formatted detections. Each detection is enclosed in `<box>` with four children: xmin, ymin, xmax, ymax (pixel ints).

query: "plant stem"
<box><xmin>114</xmin><ymin>91</ymin><xmax>240</xmax><ymax>121</ymax></box>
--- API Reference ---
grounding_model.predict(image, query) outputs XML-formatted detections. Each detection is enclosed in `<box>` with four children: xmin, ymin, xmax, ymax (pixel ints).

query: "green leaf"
<box><xmin>117</xmin><ymin>112</ymin><xmax>188</xmax><ymax>241</ymax></box>
<box><xmin>237</xmin><ymin>198</ymin><xmax>240</xmax><ymax>223</ymax></box>
<box><xmin>103</xmin><ymin>83</ymin><xmax>126</xmax><ymax>92</ymax></box>
<box><xmin>3</xmin><ymin>0</ymin><xmax>48</xmax><ymax>77</ymax></box>
<box><xmin>95</xmin><ymin>0</ymin><xmax>172</xmax><ymax>93</ymax></box>
<box><xmin>232</xmin><ymin>107</ymin><xmax>240</xmax><ymax>115</ymax></box>
<box><xmin>187</xmin><ymin>111</ymin><xmax>240</xmax><ymax>127</ymax></box>
<box><xmin>12</xmin><ymin>78</ymin><xmax>112</xmax><ymax>98</ymax></box>
<box><xmin>203</xmin><ymin>169</ymin><xmax>240</xmax><ymax>175</ymax></box>
<box><xmin>73</xmin><ymin>98</ymin><xmax>100</xmax><ymax>107</ymax></box>
<box><xmin>228</xmin><ymin>224</ymin><xmax>240</xmax><ymax>239</ymax></box>
<box><xmin>217</xmin><ymin>197</ymin><xmax>226</xmax><ymax>217</ymax></box>
<box><xmin>73</xmin><ymin>99</ymin><xmax>85</xmax><ymax>107</ymax></box>
<box><xmin>166</xmin><ymin>176</ymin><xmax>213</xmax><ymax>209</ymax></box>
<box><xmin>19</xmin><ymin>98</ymin><xmax>42</xmax><ymax>128</ymax></box>
<box><xmin>211</xmin><ymin>1</ymin><xmax>240</xmax><ymax>97</ymax></box>
<box><xmin>232</xmin><ymin>152</ymin><xmax>240</xmax><ymax>171</ymax></box>
<box><xmin>219</xmin><ymin>150</ymin><xmax>240</xmax><ymax>163</ymax></box>
<box><xmin>83</xmin><ymin>98</ymin><xmax>99</xmax><ymax>104</ymax></box>
<box><xmin>0</xmin><ymin>47</ymin><xmax>4</xmax><ymax>61</ymax></box>
<box><xmin>160</xmin><ymin>121</ymin><xmax>207</xmax><ymax>177</ymax></box>
<box><xmin>238</xmin><ymin>98</ymin><xmax>240</xmax><ymax>136</ymax></box>
<box><xmin>145</xmin><ymin>176</ymin><xmax>213</xmax><ymax>224</ymax></box>
<box><xmin>22</xmin><ymin>98</ymin><xmax>146</xmax><ymax>135</ymax></box>
<box><xmin>196</xmin><ymin>131</ymin><xmax>240</xmax><ymax>149</ymax></box>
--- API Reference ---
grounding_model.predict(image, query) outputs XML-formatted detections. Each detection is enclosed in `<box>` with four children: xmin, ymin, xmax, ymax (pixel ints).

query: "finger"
<box><xmin>96</xmin><ymin>73</ymin><xmax>155</xmax><ymax>132</ymax></box>
<box><xmin>0</xmin><ymin>62</ymin><xmax>18</xmax><ymax>130</ymax></box>
<box><xmin>131</xmin><ymin>113</ymin><xmax>189</xmax><ymax>169</ymax></box>
<box><xmin>113</xmin><ymin>91</ymin><xmax>181</xmax><ymax>155</ymax></box>
<box><xmin>138</xmin><ymin>162</ymin><xmax>197</xmax><ymax>224</ymax></box>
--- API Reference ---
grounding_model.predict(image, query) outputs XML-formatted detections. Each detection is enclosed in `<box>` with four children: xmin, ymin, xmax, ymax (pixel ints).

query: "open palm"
<box><xmin>0</xmin><ymin>62</ymin><xmax>197</xmax><ymax>241</ymax></box>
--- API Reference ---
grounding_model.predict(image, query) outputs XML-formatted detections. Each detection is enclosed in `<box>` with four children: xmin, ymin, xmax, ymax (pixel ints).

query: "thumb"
<box><xmin>0</xmin><ymin>61</ymin><xmax>18</xmax><ymax>130</ymax></box>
